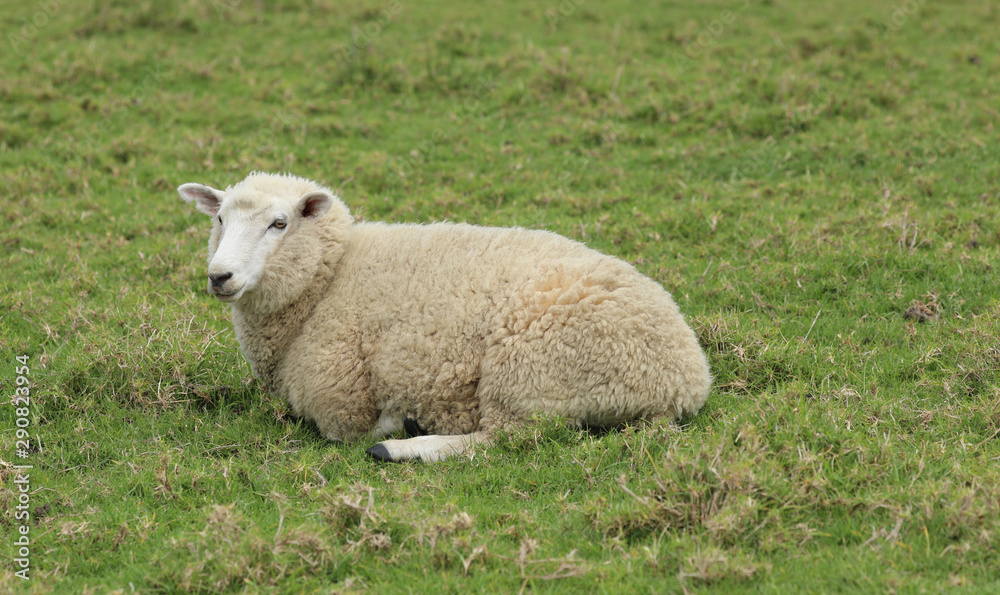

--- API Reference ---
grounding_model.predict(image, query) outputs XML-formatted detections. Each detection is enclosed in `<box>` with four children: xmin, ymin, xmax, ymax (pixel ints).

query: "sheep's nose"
<box><xmin>210</xmin><ymin>272</ymin><xmax>233</xmax><ymax>288</ymax></box>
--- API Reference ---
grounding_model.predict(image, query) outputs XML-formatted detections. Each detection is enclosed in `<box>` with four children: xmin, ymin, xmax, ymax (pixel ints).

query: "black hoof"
<box><xmin>404</xmin><ymin>417</ymin><xmax>427</xmax><ymax>437</ymax></box>
<box><xmin>366</xmin><ymin>444</ymin><xmax>393</xmax><ymax>462</ymax></box>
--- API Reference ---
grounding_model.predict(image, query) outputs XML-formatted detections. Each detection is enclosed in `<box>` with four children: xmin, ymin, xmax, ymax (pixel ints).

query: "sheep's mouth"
<box><xmin>212</xmin><ymin>285</ymin><xmax>245</xmax><ymax>302</ymax></box>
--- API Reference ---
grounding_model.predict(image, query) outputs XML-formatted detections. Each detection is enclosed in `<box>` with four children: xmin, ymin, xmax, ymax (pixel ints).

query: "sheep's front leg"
<box><xmin>367</xmin><ymin>431</ymin><xmax>492</xmax><ymax>462</ymax></box>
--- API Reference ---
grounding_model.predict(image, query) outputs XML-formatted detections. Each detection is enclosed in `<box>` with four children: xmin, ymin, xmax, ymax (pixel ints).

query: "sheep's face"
<box><xmin>178</xmin><ymin>182</ymin><xmax>332</xmax><ymax>304</ymax></box>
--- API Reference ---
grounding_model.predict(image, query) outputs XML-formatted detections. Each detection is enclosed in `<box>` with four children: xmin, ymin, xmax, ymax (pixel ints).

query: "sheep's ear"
<box><xmin>178</xmin><ymin>183</ymin><xmax>225</xmax><ymax>216</ymax></box>
<box><xmin>298</xmin><ymin>190</ymin><xmax>333</xmax><ymax>220</ymax></box>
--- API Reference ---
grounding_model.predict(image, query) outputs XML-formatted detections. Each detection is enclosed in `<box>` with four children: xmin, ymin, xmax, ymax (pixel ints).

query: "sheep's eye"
<box><xmin>271</xmin><ymin>220</ymin><xmax>286</xmax><ymax>230</ymax></box>
<box><xmin>218</xmin><ymin>215</ymin><xmax>223</xmax><ymax>224</ymax></box>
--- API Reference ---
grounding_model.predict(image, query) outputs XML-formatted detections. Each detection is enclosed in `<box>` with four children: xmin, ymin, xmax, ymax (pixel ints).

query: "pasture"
<box><xmin>1</xmin><ymin>0</ymin><xmax>999</xmax><ymax>592</ymax></box>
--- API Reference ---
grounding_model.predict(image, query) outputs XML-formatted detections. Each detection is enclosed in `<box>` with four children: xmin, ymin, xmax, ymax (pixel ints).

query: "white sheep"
<box><xmin>178</xmin><ymin>172</ymin><xmax>711</xmax><ymax>462</ymax></box>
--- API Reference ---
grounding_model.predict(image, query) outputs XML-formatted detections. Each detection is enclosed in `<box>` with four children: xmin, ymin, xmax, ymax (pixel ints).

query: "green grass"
<box><xmin>2</xmin><ymin>0</ymin><xmax>999</xmax><ymax>591</ymax></box>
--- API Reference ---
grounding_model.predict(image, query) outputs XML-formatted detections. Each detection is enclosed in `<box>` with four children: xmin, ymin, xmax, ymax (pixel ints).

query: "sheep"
<box><xmin>178</xmin><ymin>172</ymin><xmax>711</xmax><ymax>462</ymax></box>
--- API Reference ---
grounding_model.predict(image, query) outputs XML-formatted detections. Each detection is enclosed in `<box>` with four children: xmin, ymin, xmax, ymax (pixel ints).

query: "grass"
<box><xmin>1</xmin><ymin>0</ymin><xmax>999</xmax><ymax>591</ymax></box>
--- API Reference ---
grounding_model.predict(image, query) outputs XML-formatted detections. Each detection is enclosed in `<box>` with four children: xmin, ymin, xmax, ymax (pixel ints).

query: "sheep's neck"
<box><xmin>227</xmin><ymin>210</ymin><xmax>351</xmax><ymax>396</ymax></box>
<box><xmin>230</xmin><ymin>265</ymin><xmax>334</xmax><ymax>394</ymax></box>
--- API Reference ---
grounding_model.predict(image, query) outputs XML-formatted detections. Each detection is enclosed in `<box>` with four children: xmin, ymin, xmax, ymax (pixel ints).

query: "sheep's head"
<box><xmin>178</xmin><ymin>175</ymin><xmax>334</xmax><ymax>305</ymax></box>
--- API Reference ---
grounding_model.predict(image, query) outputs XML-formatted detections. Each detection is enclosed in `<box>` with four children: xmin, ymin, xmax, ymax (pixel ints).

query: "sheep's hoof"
<box><xmin>366</xmin><ymin>444</ymin><xmax>394</xmax><ymax>462</ymax></box>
